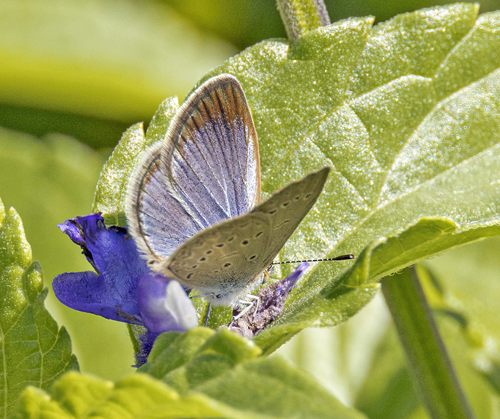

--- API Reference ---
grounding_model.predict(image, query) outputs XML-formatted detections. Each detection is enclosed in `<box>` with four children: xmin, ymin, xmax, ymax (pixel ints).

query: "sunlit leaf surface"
<box><xmin>0</xmin><ymin>201</ymin><xmax>78</xmax><ymax>417</ymax></box>
<box><xmin>94</xmin><ymin>5</ymin><xmax>500</xmax><ymax>352</ymax></box>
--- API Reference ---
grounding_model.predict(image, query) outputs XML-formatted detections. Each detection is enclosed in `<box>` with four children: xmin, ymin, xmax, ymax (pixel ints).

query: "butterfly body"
<box><xmin>125</xmin><ymin>74</ymin><xmax>331</xmax><ymax>308</ymax></box>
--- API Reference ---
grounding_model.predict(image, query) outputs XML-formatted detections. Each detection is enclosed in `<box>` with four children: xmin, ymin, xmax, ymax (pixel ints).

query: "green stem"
<box><xmin>275</xmin><ymin>0</ymin><xmax>330</xmax><ymax>42</ymax></box>
<box><xmin>381</xmin><ymin>267</ymin><xmax>475</xmax><ymax>419</ymax></box>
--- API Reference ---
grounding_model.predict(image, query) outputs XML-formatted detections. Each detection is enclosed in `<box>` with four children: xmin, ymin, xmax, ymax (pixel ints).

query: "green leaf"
<box><xmin>0</xmin><ymin>199</ymin><xmax>78</xmax><ymax>418</ymax></box>
<box><xmin>0</xmin><ymin>0</ymin><xmax>236</xmax><ymax>124</ymax></box>
<box><xmin>203</xmin><ymin>4</ymin><xmax>500</xmax><ymax>350</ymax></box>
<box><xmin>141</xmin><ymin>327</ymin><xmax>367</xmax><ymax>419</ymax></box>
<box><xmin>18</xmin><ymin>372</ymin><xmax>229</xmax><ymax>419</ymax></box>
<box><xmin>93</xmin><ymin>5</ymin><xmax>500</xmax><ymax>352</ymax></box>
<box><xmin>0</xmin><ymin>127</ymin><xmax>137</xmax><ymax>381</ymax></box>
<box><xmin>18</xmin><ymin>328</ymin><xmax>367</xmax><ymax>419</ymax></box>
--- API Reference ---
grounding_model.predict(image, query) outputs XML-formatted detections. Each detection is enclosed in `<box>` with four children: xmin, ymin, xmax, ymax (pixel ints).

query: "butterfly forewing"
<box><xmin>126</xmin><ymin>74</ymin><xmax>260</xmax><ymax>263</ymax></box>
<box><xmin>125</xmin><ymin>142</ymin><xmax>203</xmax><ymax>262</ymax></box>
<box><xmin>161</xmin><ymin>74</ymin><xmax>261</xmax><ymax>229</ymax></box>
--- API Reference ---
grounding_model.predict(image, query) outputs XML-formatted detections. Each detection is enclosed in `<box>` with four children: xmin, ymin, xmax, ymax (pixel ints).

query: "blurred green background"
<box><xmin>2</xmin><ymin>1</ymin><xmax>500</xmax><ymax>416</ymax></box>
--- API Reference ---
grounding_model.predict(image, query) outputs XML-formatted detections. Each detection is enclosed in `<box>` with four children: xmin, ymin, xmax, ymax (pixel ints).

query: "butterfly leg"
<box><xmin>232</xmin><ymin>294</ymin><xmax>260</xmax><ymax>323</ymax></box>
<box><xmin>204</xmin><ymin>303</ymin><xmax>212</xmax><ymax>327</ymax></box>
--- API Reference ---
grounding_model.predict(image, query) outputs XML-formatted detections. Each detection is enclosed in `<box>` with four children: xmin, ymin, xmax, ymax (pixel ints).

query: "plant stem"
<box><xmin>275</xmin><ymin>0</ymin><xmax>330</xmax><ymax>42</ymax></box>
<box><xmin>381</xmin><ymin>267</ymin><xmax>475</xmax><ymax>419</ymax></box>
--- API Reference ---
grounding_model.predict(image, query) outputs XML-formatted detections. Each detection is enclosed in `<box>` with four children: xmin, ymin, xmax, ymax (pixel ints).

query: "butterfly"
<box><xmin>125</xmin><ymin>74</ymin><xmax>331</xmax><ymax>308</ymax></box>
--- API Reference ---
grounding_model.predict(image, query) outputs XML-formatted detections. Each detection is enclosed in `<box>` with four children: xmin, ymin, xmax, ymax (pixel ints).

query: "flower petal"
<box><xmin>137</xmin><ymin>274</ymin><xmax>198</xmax><ymax>333</ymax></box>
<box><xmin>53</xmin><ymin>213</ymin><xmax>149</xmax><ymax>324</ymax></box>
<box><xmin>53</xmin><ymin>271</ymin><xmax>142</xmax><ymax>324</ymax></box>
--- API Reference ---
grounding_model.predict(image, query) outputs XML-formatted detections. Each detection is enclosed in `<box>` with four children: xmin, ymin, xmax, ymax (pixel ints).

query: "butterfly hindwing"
<box><xmin>165</xmin><ymin>167</ymin><xmax>330</xmax><ymax>305</ymax></box>
<box><xmin>125</xmin><ymin>142</ymin><xmax>203</xmax><ymax>263</ymax></box>
<box><xmin>252</xmin><ymin>167</ymin><xmax>331</xmax><ymax>268</ymax></box>
<box><xmin>165</xmin><ymin>213</ymin><xmax>271</xmax><ymax>305</ymax></box>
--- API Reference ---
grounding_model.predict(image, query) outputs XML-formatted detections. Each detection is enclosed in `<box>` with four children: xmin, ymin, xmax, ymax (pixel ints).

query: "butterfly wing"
<box><xmin>126</xmin><ymin>74</ymin><xmax>260</xmax><ymax>263</ymax></box>
<box><xmin>251</xmin><ymin>167</ymin><xmax>331</xmax><ymax>268</ymax></box>
<box><xmin>165</xmin><ymin>167</ymin><xmax>330</xmax><ymax>305</ymax></box>
<box><xmin>166</xmin><ymin>212</ymin><xmax>271</xmax><ymax>305</ymax></box>
<box><xmin>125</xmin><ymin>142</ymin><xmax>202</xmax><ymax>263</ymax></box>
<box><xmin>161</xmin><ymin>74</ymin><xmax>261</xmax><ymax>229</ymax></box>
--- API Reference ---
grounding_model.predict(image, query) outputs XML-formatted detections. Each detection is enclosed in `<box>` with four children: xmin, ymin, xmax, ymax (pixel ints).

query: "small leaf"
<box><xmin>19</xmin><ymin>372</ymin><xmax>227</xmax><ymax>419</ymax></box>
<box><xmin>18</xmin><ymin>328</ymin><xmax>367</xmax><ymax>419</ymax></box>
<box><xmin>92</xmin><ymin>98</ymin><xmax>179</xmax><ymax>225</ymax></box>
<box><xmin>0</xmin><ymin>199</ymin><xmax>78</xmax><ymax>417</ymax></box>
<box><xmin>139</xmin><ymin>327</ymin><xmax>367</xmax><ymax>419</ymax></box>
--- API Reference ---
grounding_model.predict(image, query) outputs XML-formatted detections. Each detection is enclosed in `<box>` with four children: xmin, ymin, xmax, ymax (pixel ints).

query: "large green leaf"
<box><xmin>0</xmin><ymin>127</ymin><xmax>137</xmax><ymax>381</ymax></box>
<box><xmin>208</xmin><ymin>4</ymin><xmax>500</xmax><ymax>350</ymax></box>
<box><xmin>94</xmin><ymin>4</ymin><xmax>500</xmax><ymax>352</ymax></box>
<box><xmin>0</xmin><ymin>200</ymin><xmax>78</xmax><ymax>418</ymax></box>
<box><xmin>18</xmin><ymin>328</ymin><xmax>367</xmax><ymax>419</ymax></box>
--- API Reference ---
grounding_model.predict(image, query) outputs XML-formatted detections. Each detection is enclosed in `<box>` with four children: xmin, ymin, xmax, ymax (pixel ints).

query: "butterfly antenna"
<box><xmin>271</xmin><ymin>254</ymin><xmax>355</xmax><ymax>265</ymax></box>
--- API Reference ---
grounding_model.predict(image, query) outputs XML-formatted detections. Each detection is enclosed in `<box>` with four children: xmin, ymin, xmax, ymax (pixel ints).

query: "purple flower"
<box><xmin>53</xmin><ymin>213</ymin><xmax>197</xmax><ymax>365</ymax></box>
<box><xmin>228</xmin><ymin>262</ymin><xmax>309</xmax><ymax>338</ymax></box>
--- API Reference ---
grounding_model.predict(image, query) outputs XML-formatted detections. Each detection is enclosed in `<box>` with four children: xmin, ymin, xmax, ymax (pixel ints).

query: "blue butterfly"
<box><xmin>125</xmin><ymin>74</ymin><xmax>330</xmax><ymax>308</ymax></box>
